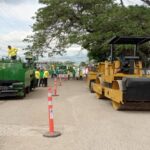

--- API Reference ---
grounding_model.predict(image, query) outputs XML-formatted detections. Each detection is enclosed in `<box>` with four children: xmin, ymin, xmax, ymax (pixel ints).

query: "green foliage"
<box><xmin>86</xmin><ymin>5</ymin><xmax>150</xmax><ymax>61</ymax></box>
<box><xmin>25</xmin><ymin>0</ymin><xmax>150</xmax><ymax>62</ymax></box>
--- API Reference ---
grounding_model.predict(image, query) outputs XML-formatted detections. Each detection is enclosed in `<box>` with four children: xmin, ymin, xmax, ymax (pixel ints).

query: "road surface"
<box><xmin>0</xmin><ymin>79</ymin><xmax>150</xmax><ymax>150</ymax></box>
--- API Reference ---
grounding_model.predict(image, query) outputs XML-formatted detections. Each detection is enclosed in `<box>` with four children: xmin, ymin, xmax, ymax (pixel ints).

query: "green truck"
<box><xmin>0</xmin><ymin>59</ymin><xmax>35</xmax><ymax>98</ymax></box>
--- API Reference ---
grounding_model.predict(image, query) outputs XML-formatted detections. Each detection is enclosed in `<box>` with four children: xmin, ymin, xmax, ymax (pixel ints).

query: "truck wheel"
<box><xmin>20</xmin><ymin>88</ymin><xmax>26</xmax><ymax>98</ymax></box>
<box><xmin>26</xmin><ymin>87</ymin><xmax>30</xmax><ymax>94</ymax></box>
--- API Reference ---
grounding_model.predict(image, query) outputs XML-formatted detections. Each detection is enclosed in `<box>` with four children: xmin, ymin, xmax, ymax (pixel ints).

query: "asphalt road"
<box><xmin>0</xmin><ymin>79</ymin><xmax>150</xmax><ymax>150</ymax></box>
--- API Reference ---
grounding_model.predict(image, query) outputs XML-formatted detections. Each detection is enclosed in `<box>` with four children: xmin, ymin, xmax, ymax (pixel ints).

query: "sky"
<box><xmin>0</xmin><ymin>0</ymin><xmax>143</xmax><ymax>62</ymax></box>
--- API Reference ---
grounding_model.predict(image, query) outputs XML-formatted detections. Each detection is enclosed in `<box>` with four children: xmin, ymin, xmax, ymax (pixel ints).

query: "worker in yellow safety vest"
<box><xmin>43</xmin><ymin>69</ymin><xmax>49</xmax><ymax>87</ymax></box>
<box><xmin>35</xmin><ymin>68</ymin><xmax>40</xmax><ymax>87</ymax></box>
<box><xmin>8</xmin><ymin>45</ymin><xmax>18</xmax><ymax>60</ymax></box>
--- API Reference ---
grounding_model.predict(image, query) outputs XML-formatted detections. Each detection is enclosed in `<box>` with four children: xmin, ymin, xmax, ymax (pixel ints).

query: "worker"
<box><xmin>49</xmin><ymin>67</ymin><xmax>53</xmax><ymax>78</ymax></box>
<box><xmin>72</xmin><ymin>67</ymin><xmax>76</xmax><ymax>79</ymax></box>
<box><xmin>76</xmin><ymin>67</ymin><xmax>80</xmax><ymax>80</ymax></box>
<box><xmin>43</xmin><ymin>68</ymin><xmax>49</xmax><ymax>87</ymax></box>
<box><xmin>51</xmin><ymin>65</ymin><xmax>55</xmax><ymax>78</ymax></box>
<box><xmin>8</xmin><ymin>45</ymin><xmax>18</xmax><ymax>60</ymax></box>
<box><xmin>35</xmin><ymin>68</ymin><xmax>40</xmax><ymax>87</ymax></box>
<box><xmin>67</xmin><ymin>69</ymin><xmax>71</xmax><ymax>80</ymax></box>
<box><xmin>55</xmin><ymin>67</ymin><xmax>59</xmax><ymax>78</ymax></box>
<box><xmin>85</xmin><ymin>67</ymin><xmax>89</xmax><ymax>79</ymax></box>
<box><xmin>39</xmin><ymin>69</ymin><xmax>44</xmax><ymax>87</ymax></box>
<box><xmin>79</xmin><ymin>68</ymin><xmax>83</xmax><ymax>80</ymax></box>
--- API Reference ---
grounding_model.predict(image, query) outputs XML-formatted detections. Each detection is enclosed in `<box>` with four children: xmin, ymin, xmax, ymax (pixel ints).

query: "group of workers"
<box><xmin>6</xmin><ymin>45</ymin><xmax>89</xmax><ymax>84</ymax></box>
<box><xmin>49</xmin><ymin>66</ymin><xmax>89</xmax><ymax>80</ymax></box>
<box><xmin>35</xmin><ymin>68</ymin><xmax>49</xmax><ymax>87</ymax></box>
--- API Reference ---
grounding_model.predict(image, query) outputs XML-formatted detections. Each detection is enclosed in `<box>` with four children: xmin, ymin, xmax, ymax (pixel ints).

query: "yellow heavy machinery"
<box><xmin>88</xmin><ymin>36</ymin><xmax>150</xmax><ymax>110</ymax></box>
<box><xmin>88</xmin><ymin>64</ymin><xmax>99</xmax><ymax>93</ymax></box>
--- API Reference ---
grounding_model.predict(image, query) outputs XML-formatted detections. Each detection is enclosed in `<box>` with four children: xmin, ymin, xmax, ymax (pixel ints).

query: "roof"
<box><xmin>108</xmin><ymin>36</ymin><xmax>150</xmax><ymax>45</ymax></box>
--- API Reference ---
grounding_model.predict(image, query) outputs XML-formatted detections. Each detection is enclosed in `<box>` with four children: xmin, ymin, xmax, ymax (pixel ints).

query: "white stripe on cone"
<box><xmin>48</xmin><ymin>93</ymin><xmax>52</xmax><ymax>97</ymax></box>
<box><xmin>49</xmin><ymin>109</ymin><xmax>54</xmax><ymax>119</ymax></box>
<box><xmin>48</xmin><ymin>101</ymin><xmax>52</xmax><ymax>106</ymax></box>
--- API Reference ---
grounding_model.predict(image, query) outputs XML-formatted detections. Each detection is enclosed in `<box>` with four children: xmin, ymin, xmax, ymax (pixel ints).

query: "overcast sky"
<box><xmin>0</xmin><ymin>0</ymin><xmax>143</xmax><ymax>62</ymax></box>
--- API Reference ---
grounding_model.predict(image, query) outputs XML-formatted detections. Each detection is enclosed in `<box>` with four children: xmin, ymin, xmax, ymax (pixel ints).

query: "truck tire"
<box><xmin>20</xmin><ymin>88</ymin><xmax>26</xmax><ymax>99</ymax></box>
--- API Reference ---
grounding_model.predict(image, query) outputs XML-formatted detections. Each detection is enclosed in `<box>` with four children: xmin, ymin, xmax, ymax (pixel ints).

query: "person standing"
<box><xmin>35</xmin><ymin>68</ymin><xmax>40</xmax><ymax>87</ymax></box>
<box><xmin>76</xmin><ymin>67</ymin><xmax>80</xmax><ymax>80</ymax></box>
<box><xmin>8</xmin><ymin>45</ymin><xmax>18</xmax><ymax>60</ymax></box>
<box><xmin>85</xmin><ymin>67</ymin><xmax>89</xmax><ymax>79</ymax></box>
<box><xmin>39</xmin><ymin>69</ymin><xmax>44</xmax><ymax>87</ymax></box>
<box><xmin>67</xmin><ymin>69</ymin><xmax>70</xmax><ymax>80</ymax></box>
<box><xmin>79</xmin><ymin>68</ymin><xmax>83</xmax><ymax>80</ymax></box>
<box><xmin>72</xmin><ymin>67</ymin><xmax>76</xmax><ymax>79</ymax></box>
<box><xmin>55</xmin><ymin>67</ymin><xmax>59</xmax><ymax>78</ymax></box>
<box><xmin>43</xmin><ymin>69</ymin><xmax>49</xmax><ymax>87</ymax></box>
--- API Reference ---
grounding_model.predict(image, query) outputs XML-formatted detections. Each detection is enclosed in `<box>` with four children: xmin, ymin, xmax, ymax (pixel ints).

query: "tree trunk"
<box><xmin>120</xmin><ymin>0</ymin><xmax>125</xmax><ymax>7</ymax></box>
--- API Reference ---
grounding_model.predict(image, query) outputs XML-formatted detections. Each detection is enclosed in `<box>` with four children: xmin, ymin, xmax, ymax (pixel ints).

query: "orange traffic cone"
<box><xmin>53</xmin><ymin>77</ymin><xmax>59</xmax><ymax>96</ymax></box>
<box><xmin>43</xmin><ymin>88</ymin><xmax>61</xmax><ymax>138</ymax></box>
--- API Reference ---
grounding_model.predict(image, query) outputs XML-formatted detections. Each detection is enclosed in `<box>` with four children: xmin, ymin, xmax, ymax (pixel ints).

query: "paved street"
<box><xmin>0</xmin><ymin>79</ymin><xmax>150</xmax><ymax>150</ymax></box>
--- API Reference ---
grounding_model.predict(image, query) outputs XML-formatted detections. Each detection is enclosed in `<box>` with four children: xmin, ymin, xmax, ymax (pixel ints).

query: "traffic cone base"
<box><xmin>43</xmin><ymin>131</ymin><xmax>61</xmax><ymax>138</ymax></box>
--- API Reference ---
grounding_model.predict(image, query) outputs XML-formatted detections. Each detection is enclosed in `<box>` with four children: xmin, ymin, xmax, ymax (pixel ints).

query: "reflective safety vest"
<box><xmin>35</xmin><ymin>71</ymin><xmax>40</xmax><ymax>79</ymax></box>
<box><xmin>44</xmin><ymin>70</ymin><xmax>49</xmax><ymax>78</ymax></box>
<box><xmin>8</xmin><ymin>47</ymin><xmax>18</xmax><ymax>57</ymax></box>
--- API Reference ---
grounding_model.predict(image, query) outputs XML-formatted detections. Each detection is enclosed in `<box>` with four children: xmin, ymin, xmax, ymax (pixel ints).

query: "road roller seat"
<box><xmin>124</xmin><ymin>56</ymin><xmax>140</xmax><ymax>74</ymax></box>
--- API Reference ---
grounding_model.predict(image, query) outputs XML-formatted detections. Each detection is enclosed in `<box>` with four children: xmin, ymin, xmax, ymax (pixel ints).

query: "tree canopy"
<box><xmin>25</xmin><ymin>0</ymin><xmax>150</xmax><ymax>62</ymax></box>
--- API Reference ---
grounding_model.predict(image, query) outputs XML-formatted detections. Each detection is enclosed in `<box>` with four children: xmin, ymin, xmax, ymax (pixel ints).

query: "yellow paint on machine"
<box><xmin>104</xmin><ymin>87</ymin><xmax>123</xmax><ymax>103</ymax></box>
<box><xmin>93</xmin><ymin>83</ymin><xmax>103</xmax><ymax>95</ymax></box>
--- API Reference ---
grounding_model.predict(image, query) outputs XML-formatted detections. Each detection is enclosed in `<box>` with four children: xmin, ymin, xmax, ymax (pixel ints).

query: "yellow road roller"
<box><xmin>90</xmin><ymin>36</ymin><xmax>150</xmax><ymax>110</ymax></box>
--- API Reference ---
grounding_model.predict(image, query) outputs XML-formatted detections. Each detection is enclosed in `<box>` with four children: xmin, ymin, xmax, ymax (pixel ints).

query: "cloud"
<box><xmin>0</xmin><ymin>2</ymin><xmax>40</xmax><ymax>23</ymax></box>
<box><xmin>43</xmin><ymin>45</ymin><xmax>88</xmax><ymax>63</ymax></box>
<box><xmin>0</xmin><ymin>30</ymin><xmax>32</xmax><ymax>57</ymax></box>
<box><xmin>116</xmin><ymin>0</ymin><xmax>143</xmax><ymax>5</ymax></box>
<box><xmin>0</xmin><ymin>0</ymin><xmax>40</xmax><ymax>56</ymax></box>
<box><xmin>0</xmin><ymin>31</ymin><xmax>32</xmax><ymax>42</ymax></box>
<box><xmin>40</xmin><ymin>53</ymin><xmax>88</xmax><ymax>63</ymax></box>
<box><xmin>0</xmin><ymin>0</ymin><xmax>38</xmax><ymax>5</ymax></box>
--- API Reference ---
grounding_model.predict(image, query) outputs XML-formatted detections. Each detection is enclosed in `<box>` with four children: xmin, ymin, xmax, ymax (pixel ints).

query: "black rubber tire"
<box><xmin>26</xmin><ymin>87</ymin><xmax>30</xmax><ymax>94</ymax></box>
<box><xmin>20</xmin><ymin>88</ymin><xmax>26</xmax><ymax>99</ymax></box>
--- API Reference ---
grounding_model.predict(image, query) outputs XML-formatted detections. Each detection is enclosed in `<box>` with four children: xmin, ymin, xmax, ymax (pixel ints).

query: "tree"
<box><xmin>85</xmin><ymin>5</ymin><xmax>150</xmax><ymax>61</ymax></box>
<box><xmin>25</xmin><ymin>0</ymin><xmax>150</xmax><ymax>62</ymax></box>
<box><xmin>120</xmin><ymin>0</ymin><xmax>125</xmax><ymax>7</ymax></box>
<box><xmin>25</xmin><ymin>0</ymin><xmax>114</xmax><ymax>58</ymax></box>
<box><xmin>141</xmin><ymin>0</ymin><xmax>150</xmax><ymax>5</ymax></box>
